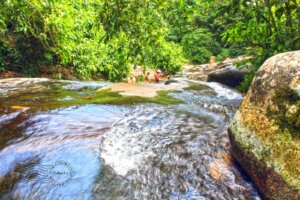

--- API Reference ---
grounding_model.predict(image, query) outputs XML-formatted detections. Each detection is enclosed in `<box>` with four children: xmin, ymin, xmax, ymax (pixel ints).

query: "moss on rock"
<box><xmin>184</xmin><ymin>82</ymin><xmax>211</xmax><ymax>91</ymax></box>
<box><xmin>229</xmin><ymin>51</ymin><xmax>300</xmax><ymax>199</ymax></box>
<box><xmin>267</xmin><ymin>85</ymin><xmax>300</xmax><ymax>139</ymax></box>
<box><xmin>0</xmin><ymin>82</ymin><xmax>183</xmax><ymax>114</ymax></box>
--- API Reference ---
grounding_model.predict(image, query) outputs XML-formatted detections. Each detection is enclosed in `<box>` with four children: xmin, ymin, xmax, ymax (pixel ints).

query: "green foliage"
<box><xmin>235</xmin><ymin>53</ymin><xmax>270</xmax><ymax>92</ymax></box>
<box><xmin>146</xmin><ymin>40</ymin><xmax>184</xmax><ymax>74</ymax></box>
<box><xmin>181</xmin><ymin>29</ymin><xmax>221</xmax><ymax>64</ymax></box>
<box><xmin>227</xmin><ymin>44</ymin><xmax>247</xmax><ymax>58</ymax></box>
<box><xmin>236</xmin><ymin>72</ymin><xmax>255</xmax><ymax>93</ymax></box>
<box><xmin>164</xmin><ymin>0</ymin><xmax>242</xmax><ymax>65</ymax></box>
<box><xmin>1</xmin><ymin>0</ymin><xmax>298</xmax><ymax>83</ymax></box>
<box><xmin>186</xmin><ymin>46</ymin><xmax>212</xmax><ymax>64</ymax></box>
<box><xmin>235</xmin><ymin>56</ymin><xmax>265</xmax><ymax>93</ymax></box>
<box><xmin>0</xmin><ymin>0</ymin><xmax>184</xmax><ymax>81</ymax></box>
<box><xmin>216</xmin><ymin>48</ymin><xmax>229</xmax><ymax>62</ymax></box>
<box><xmin>164</xmin><ymin>0</ymin><xmax>199</xmax><ymax>43</ymax></box>
<box><xmin>221</xmin><ymin>0</ymin><xmax>300</xmax><ymax>91</ymax></box>
<box><xmin>0</xmin><ymin>42</ymin><xmax>7</xmax><ymax>72</ymax></box>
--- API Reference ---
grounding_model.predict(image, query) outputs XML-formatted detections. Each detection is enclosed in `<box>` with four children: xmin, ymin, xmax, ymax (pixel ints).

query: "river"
<box><xmin>0</xmin><ymin>78</ymin><xmax>261</xmax><ymax>200</ymax></box>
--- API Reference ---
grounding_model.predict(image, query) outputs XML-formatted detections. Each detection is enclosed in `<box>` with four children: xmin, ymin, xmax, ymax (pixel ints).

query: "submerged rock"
<box><xmin>207</xmin><ymin>65</ymin><xmax>249</xmax><ymax>88</ymax></box>
<box><xmin>209</xmin><ymin>152</ymin><xmax>234</xmax><ymax>182</ymax></box>
<box><xmin>229</xmin><ymin>51</ymin><xmax>300</xmax><ymax>199</ymax></box>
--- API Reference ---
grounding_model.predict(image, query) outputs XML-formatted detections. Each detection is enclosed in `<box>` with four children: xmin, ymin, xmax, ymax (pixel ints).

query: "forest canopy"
<box><xmin>0</xmin><ymin>0</ymin><xmax>299</xmax><ymax>85</ymax></box>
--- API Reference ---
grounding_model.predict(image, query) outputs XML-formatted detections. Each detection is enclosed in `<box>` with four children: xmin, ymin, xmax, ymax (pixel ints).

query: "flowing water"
<box><xmin>0</xmin><ymin>79</ymin><xmax>261</xmax><ymax>200</ymax></box>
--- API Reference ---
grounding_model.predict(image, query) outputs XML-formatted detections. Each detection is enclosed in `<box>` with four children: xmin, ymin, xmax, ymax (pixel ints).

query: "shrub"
<box><xmin>181</xmin><ymin>29</ymin><xmax>221</xmax><ymax>64</ymax></box>
<box><xmin>227</xmin><ymin>44</ymin><xmax>247</xmax><ymax>58</ymax></box>
<box><xmin>147</xmin><ymin>41</ymin><xmax>184</xmax><ymax>74</ymax></box>
<box><xmin>236</xmin><ymin>72</ymin><xmax>255</xmax><ymax>93</ymax></box>
<box><xmin>216</xmin><ymin>48</ymin><xmax>229</xmax><ymax>62</ymax></box>
<box><xmin>0</xmin><ymin>0</ymin><xmax>183</xmax><ymax>81</ymax></box>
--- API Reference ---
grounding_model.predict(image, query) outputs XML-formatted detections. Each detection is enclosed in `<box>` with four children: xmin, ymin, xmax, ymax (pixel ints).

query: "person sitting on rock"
<box><xmin>128</xmin><ymin>74</ymin><xmax>136</xmax><ymax>84</ymax></box>
<box><xmin>154</xmin><ymin>70</ymin><xmax>161</xmax><ymax>83</ymax></box>
<box><xmin>145</xmin><ymin>72</ymin><xmax>151</xmax><ymax>83</ymax></box>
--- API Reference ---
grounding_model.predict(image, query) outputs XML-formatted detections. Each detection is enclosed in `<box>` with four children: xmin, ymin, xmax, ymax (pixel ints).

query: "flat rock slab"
<box><xmin>99</xmin><ymin>82</ymin><xmax>188</xmax><ymax>98</ymax></box>
<box><xmin>0</xmin><ymin>78</ymin><xmax>50</xmax><ymax>96</ymax></box>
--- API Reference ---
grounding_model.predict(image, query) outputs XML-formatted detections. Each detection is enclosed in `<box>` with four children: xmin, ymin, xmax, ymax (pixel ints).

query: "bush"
<box><xmin>216</xmin><ymin>48</ymin><xmax>229</xmax><ymax>62</ymax></box>
<box><xmin>191</xmin><ymin>47</ymin><xmax>212</xmax><ymax>64</ymax></box>
<box><xmin>227</xmin><ymin>44</ymin><xmax>247</xmax><ymax>58</ymax></box>
<box><xmin>147</xmin><ymin>41</ymin><xmax>184</xmax><ymax>74</ymax></box>
<box><xmin>0</xmin><ymin>42</ymin><xmax>6</xmax><ymax>72</ymax></box>
<box><xmin>0</xmin><ymin>57</ymin><xmax>5</xmax><ymax>72</ymax></box>
<box><xmin>0</xmin><ymin>0</ymin><xmax>183</xmax><ymax>81</ymax></box>
<box><xmin>236</xmin><ymin>72</ymin><xmax>255</xmax><ymax>93</ymax></box>
<box><xmin>235</xmin><ymin>54</ymin><xmax>268</xmax><ymax>93</ymax></box>
<box><xmin>181</xmin><ymin>29</ymin><xmax>221</xmax><ymax>64</ymax></box>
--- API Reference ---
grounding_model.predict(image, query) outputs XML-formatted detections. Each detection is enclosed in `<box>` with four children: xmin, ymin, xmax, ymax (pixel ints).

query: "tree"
<box><xmin>0</xmin><ymin>0</ymin><xmax>184</xmax><ymax>81</ymax></box>
<box><xmin>220</xmin><ymin>0</ymin><xmax>300</xmax><ymax>91</ymax></box>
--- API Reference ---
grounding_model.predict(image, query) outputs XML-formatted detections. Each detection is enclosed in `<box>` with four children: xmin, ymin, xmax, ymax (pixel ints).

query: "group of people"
<box><xmin>128</xmin><ymin>69</ymin><xmax>163</xmax><ymax>84</ymax></box>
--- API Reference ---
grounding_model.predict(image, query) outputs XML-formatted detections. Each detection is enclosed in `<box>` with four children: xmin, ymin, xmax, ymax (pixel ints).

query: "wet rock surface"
<box><xmin>0</xmin><ymin>78</ymin><xmax>50</xmax><ymax>96</ymax></box>
<box><xmin>0</xmin><ymin>78</ymin><xmax>262</xmax><ymax>199</ymax></box>
<box><xmin>98</xmin><ymin>80</ymin><xmax>188</xmax><ymax>97</ymax></box>
<box><xmin>229</xmin><ymin>51</ymin><xmax>300</xmax><ymax>200</ymax></box>
<box><xmin>207</xmin><ymin>65</ymin><xmax>249</xmax><ymax>88</ymax></box>
<box><xmin>182</xmin><ymin>56</ymin><xmax>250</xmax><ymax>82</ymax></box>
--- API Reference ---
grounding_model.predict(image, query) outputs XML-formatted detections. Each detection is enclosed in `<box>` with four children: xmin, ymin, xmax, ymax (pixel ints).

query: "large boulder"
<box><xmin>229</xmin><ymin>51</ymin><xmax>300</xmax><ymax>200</ymax></box>
<box><xmin>207</xmin><ymin>65</ymin><xmax>249</xmax><ymax>87</ymax></box>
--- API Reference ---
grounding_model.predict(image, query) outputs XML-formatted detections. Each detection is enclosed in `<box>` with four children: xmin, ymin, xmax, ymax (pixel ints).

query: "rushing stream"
<box><xmin>0</xmin><ymin>78</ymin><xmax>261</xmax><ymax>200</ymax></box>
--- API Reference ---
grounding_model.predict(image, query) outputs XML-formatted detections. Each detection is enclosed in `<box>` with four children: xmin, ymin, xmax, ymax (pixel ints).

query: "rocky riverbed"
<box><xmin>0</xmin><ymin>78</ymin><xmax>261</xmax><ymax>199</ymax></box>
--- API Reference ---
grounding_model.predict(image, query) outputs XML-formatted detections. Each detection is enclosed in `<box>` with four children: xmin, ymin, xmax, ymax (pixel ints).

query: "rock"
<box><xmin>228</xmin><ymin>51</ymin><xmax>300</xmax><ymax>200</ymax></box>
<box><xmin>183</xmin><ymin>56</ymin><xmax>251</xmax><ymax>82</ymax></box>
<box><xmin>209</xmin><ymin>159</ymin><xmax>228</xmax><ymax>181</ymax></box>
<box><xmin>0</xmin><ymin>78</ymin><xmax>49</xmax><ymax>96</ymax></box>
<box><xmin>164</xmin><ymin>78</ymin><xmax>178</xmax><ymax>85</ymax></box>
<box><xmin>98</xmin><ymin>80</ymin><xmax>188</xmax><ymax>98</ymax></box>
<box><xmin>209</xmin><ymin>152</ymin><xmax>234</xmax><ymax>182</ymax></box>
<box><xmin>207</xmin><ymin>65</ymin><xmax>249</xmax><ymax>88</ymax></box>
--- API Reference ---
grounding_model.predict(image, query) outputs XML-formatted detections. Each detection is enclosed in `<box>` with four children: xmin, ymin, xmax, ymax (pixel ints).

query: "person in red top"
<box><xmin>154</xmin><ymin>70</ymin><xmax>161</xmax><ymax>83</ymax></box>
<box><xmin>145</xmin><ymin>71</ymin><xmax>151</xmax><ymax>83</ymax></box>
